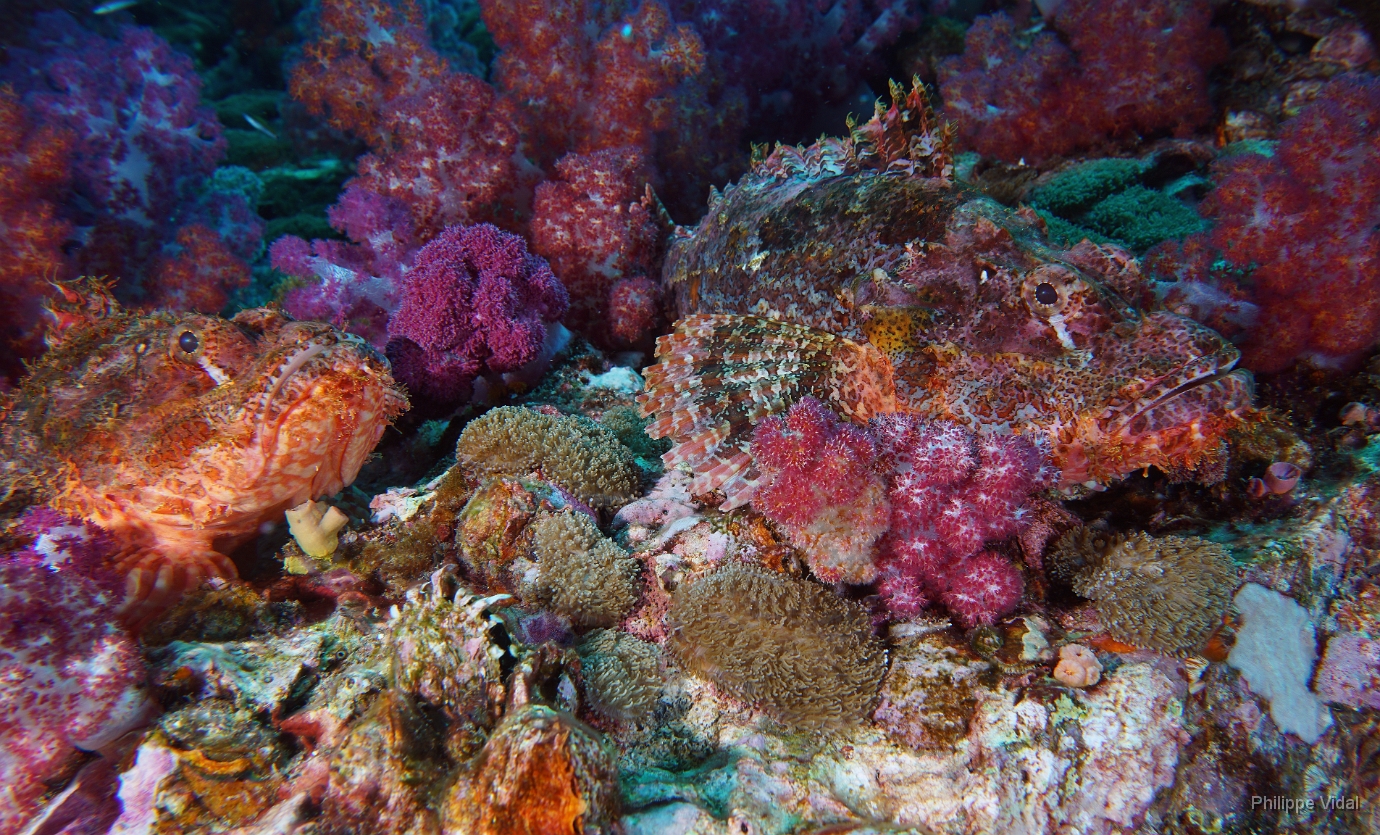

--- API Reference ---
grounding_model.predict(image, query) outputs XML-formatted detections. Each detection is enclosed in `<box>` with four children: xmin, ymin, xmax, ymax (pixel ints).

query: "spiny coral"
<box><xmin>530</xmin><ymin>147</ymin><xmax>662</xmax><ymax>342</ymax></box>
<box><xmin>446</xmin><ymin>702</ymin><xmax>621</xmax><ymax>835</ymax></box>
<box><xmin>1050</xmin><ymin>529</ymin><xmax>1236</xmax><ymax>655</ymax></box>
<box><xmin>750</xmin><ymin>396</ymin><xmax>891</xmax><ymax>585</ymax></box>
<box><xmin>384</xmin><ymin>224</ymin><xmax>568</xmax><ymax>409</ymax></box>
<box><xmin>578</xmin><ymin>629</ymin><xmax>664</xmax><ymax>723</ymax></box>
<box><xmin>456</xmin><ymin>406</ymin><xmax>641</xmax><ymax>509</ymax></box>
<box><xmin>937</xmin><ymin>0</ymin><xmax>1226</xmax><ymax>164</ymax></box>
<box><xmin>667</xmin><ymin>563</ymin><xmax>886</xmax><ymax>727</ymax></box>
<box><xmin>526</xmin><ymin>510</ymin><xmax>641</xmax><ymax>630</ymax></box>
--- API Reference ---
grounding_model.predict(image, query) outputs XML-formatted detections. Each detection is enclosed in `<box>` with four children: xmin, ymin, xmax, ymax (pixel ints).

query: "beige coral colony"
<box><xmin>4</xmin><ymin>2</ymin><xmax>1380</xmax><ymax>835</ymax></box>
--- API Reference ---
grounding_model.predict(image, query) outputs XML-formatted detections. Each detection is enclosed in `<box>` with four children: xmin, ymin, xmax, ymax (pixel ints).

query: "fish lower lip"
<box><xmin>1112</xmin><ymin>362</ymin><xmax>1249</xmax><ymax>438</ymax></box>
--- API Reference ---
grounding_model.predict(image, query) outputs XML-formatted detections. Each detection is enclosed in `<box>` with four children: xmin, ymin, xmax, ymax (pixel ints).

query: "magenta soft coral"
<box><xmin>0</xmin><ymin>510</ymin><xmax>150</xmax><ymax>835</ymax></box>
<box><xmin>1148</xmin><ymin>74</ymin><xmax>1380</xmax><ymax>373</ymax></box>
<box><xmin>384</xmin><ymin>224</ymin><xmax>568</xmax><ymax>408</ymax></box>
<box><xmin>937</xmin><ymin>0</ymin><xmax>1225</xmax><ymax>164</ymax></box>
<box><xmin>749</xmin><ymin>400</ymin><xmax>1051</xmax><ymax>625</ymax></box>
<box><xmin>751</xmin><ymin>397</ymin><xmax>891</xmax><ymax>585</ymax></box>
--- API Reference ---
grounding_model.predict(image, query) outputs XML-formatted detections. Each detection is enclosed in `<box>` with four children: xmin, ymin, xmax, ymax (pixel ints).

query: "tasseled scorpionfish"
<box><xmin>0</xmin><ymin>282</ymin><xmax>408</xmax><ymax>623</ymax></box>
<box><xmin>639</xmin><ymin>80</ymin><xmax>1253</xmax><ymax>509</ymax></box>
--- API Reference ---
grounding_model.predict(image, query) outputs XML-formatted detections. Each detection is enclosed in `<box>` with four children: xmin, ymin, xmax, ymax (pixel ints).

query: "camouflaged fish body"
<box><xmin>640</xmin><ymin>80</ymin><xmax>1252</xmax><ymax>509</ymax></box>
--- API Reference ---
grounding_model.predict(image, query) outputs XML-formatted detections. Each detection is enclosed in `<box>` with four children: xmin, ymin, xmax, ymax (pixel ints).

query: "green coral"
<box><xmin>1082</xmin><ymin>186</ymin><xmax>1208</xmax><ymax>251</ymax></box>
<box><xmin>1029</xmin><ymin>158</ymin><xmax>1147</xmax><ymax>214</ymax></box>
<box><xmin>456</xmin><ymin>406</ymin><xmax>641</xmax><ymax>508</ymax></box>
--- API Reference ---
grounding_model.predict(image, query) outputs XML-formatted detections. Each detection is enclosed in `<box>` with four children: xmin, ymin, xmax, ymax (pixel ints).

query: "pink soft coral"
<box><xmin>0</xmin><ymin>510</ymin><xmax>150</xmax><ymax>834</ymax></box>
<box><xmin>870</xmin><ymin>414</ymin><xmax>1054</xmax><ymax>626</ymax></box>
<box><xmin>937</xmin><ymin>0</ymin><xmax>1226</xmax><ymax>164</ymax></box>
<box><xmin>750</xmin><ymin>397</ymin><xmax>891</xmax><ymax>584</ymax></box>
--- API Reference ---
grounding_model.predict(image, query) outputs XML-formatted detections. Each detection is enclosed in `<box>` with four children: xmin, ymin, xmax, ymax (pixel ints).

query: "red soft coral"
<box><xmin>147</xmin><ymin>224</ymin><xmax>251</xmax><ymax>314</ymax></box>
<box><xmin>750</xmin><ymin>397</ymin><xmax>891</xmax><ymax>585</ymax></box>
<box><xmin>937</xmin><ymin>0</ymin><xmax>1226</xmax><ymax>164</ymax></box>
<box><xmin>289</xmin><ymin>0</ymin><xmax>447</xmax><ymax>145</ymax></box>
<box><xmin>0</xmin><ymin>83</ymin><xmax>71</xmax><ymax>382</ymax></box>
<box><xmin>1149</xmin><ymin>74</ymin><xmax>1380</xmax><ymax>373</ymax></box>
<box><xmin>353</xmin><ymin>73</ymin><xmax>530</xmax><ymax>238</ymax></box>
<box><xmin>530</xmin><ymin>147</ymin><xmax>662</xmax><ymax>341</ymax></box>
<box><xmin>483</xmin><ymin>0</ymin><xmax>704</xmax><ymax>165</ymax></box>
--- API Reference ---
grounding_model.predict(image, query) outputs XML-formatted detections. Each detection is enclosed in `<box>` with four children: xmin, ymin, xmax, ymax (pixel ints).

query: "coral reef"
<box><xmin>456</xmin><ymin>406</ymin><xmax>641</xmax><ymax>509</ymax></box>
<box><xmin>937</xmin><ymin>0</ymin><xmax>1226</xmax><ymax>163</ymax></box>
<box><xmin>384</xmin><ymin>224</ymin><xmax>568</xmax><ymax>409</ymax></box>
<box><xmin>750</xmin><ymin>396</ymin><xmax>891</xmax><ymax>585</ymax></box>
<box><xmin>1050</xmin><ymin>530</ymin><xmax>1236</xmax><ymax>655</ymax></box>
<box><xmin>667</xmin><ymin>563</ymin><xmax>886</xmax><ymax>727</ymax></box>
<box><xmin>525</xmin><ymin>509</ymin><xmax>641</xmax><ymax>630</ymax></box>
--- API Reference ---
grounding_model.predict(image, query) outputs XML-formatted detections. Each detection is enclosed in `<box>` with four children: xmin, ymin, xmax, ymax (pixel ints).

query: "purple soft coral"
<box><xmin>385</xmin><ymin>224</ymin><xmax>568</xmax><ymax>408</ymax></box>
<box><xmin>0</xmin><ymin>511</ymin><xmax>151</xmax><ymax>834</ymax></box>
<box><xmin>5</xmin><ymin>12</ymin><xmax>228</xmax><ymax>290</ymax></box>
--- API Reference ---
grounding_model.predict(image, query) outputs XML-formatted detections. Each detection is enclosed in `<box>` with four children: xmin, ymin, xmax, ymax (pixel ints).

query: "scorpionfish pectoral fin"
<box><xmin>638</xmin><ymin>314</ymin><xmax>898</xmax><ymax>510</ymax></box>
<box><xmin>114</xmin><ymin>545</ymin><xmax>239</xmax><ymax>629</ymax></box>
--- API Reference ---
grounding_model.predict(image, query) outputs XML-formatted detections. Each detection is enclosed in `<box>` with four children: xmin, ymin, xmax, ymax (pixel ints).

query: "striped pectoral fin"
<box><xmin>115</xmin><ymin>545</ymin><xmax>238</xmax><ymax>630</ymax></box>
<box><xmin>638</xmin><ymin>314</ymin><xmax>898</xmax><ymax>509</ymax></box>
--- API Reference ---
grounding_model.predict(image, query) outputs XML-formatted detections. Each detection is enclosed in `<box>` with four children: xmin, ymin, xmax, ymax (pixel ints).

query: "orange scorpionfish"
<box><xmin>0</xmin><ymin>282</ymin><xmax>408</xmax><ymax>624</ymax></box>
<box><xmin>639</xmin><ymin>80</ymin><xmax>1254</xmax><ymax>509</ymax></box>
